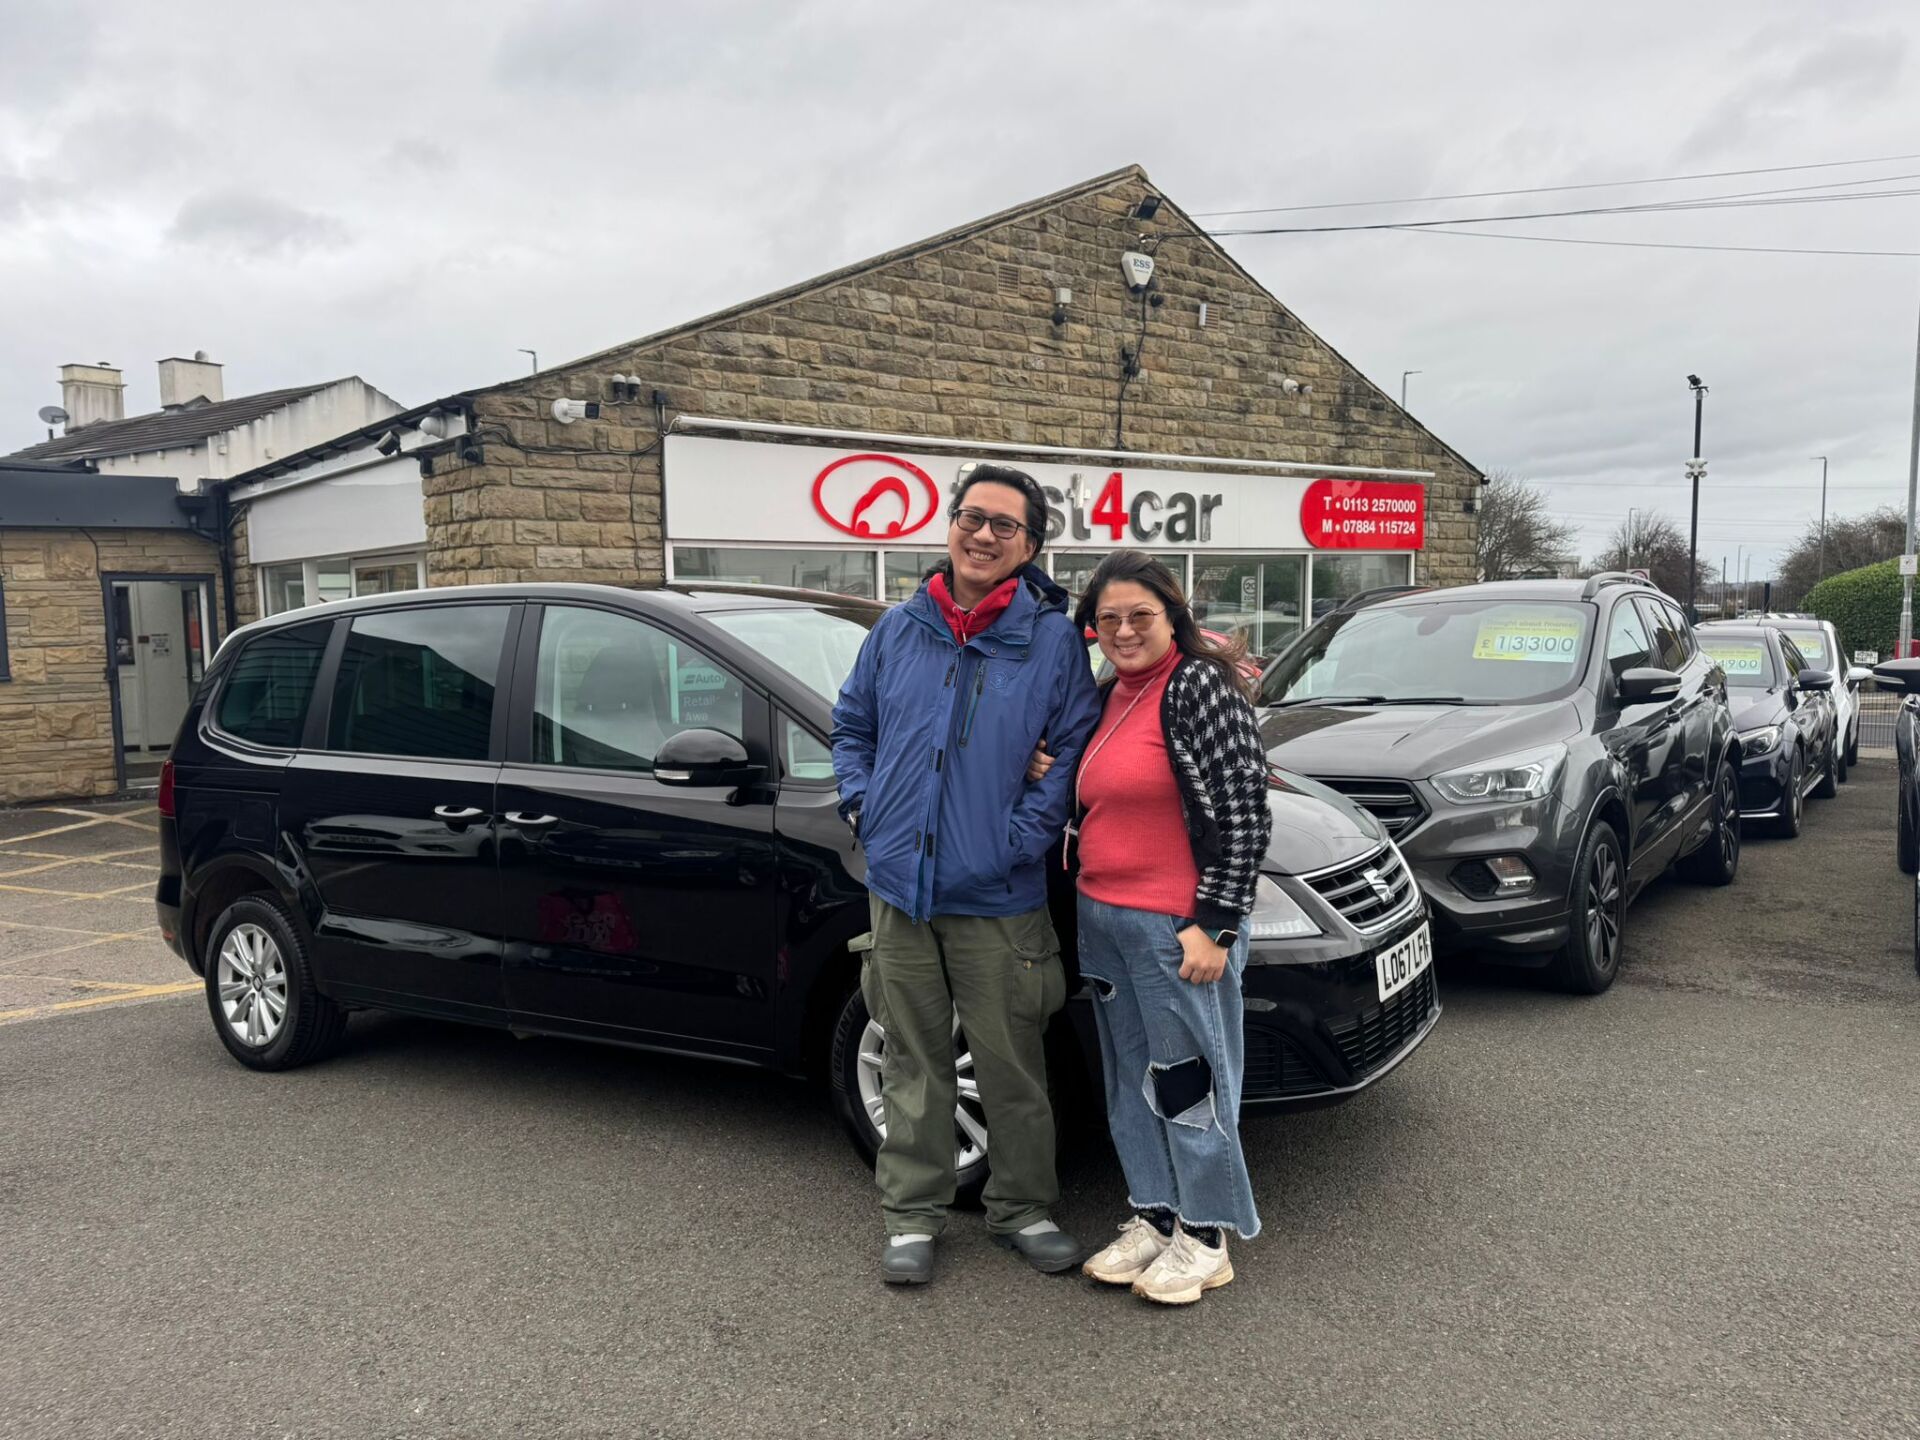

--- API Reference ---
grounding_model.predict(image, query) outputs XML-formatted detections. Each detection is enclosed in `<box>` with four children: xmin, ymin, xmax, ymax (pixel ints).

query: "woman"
<box><xmin>1051</xmin><ymin>549</ymin><xmax>1273</xmax><ymax>1304</ymax></box>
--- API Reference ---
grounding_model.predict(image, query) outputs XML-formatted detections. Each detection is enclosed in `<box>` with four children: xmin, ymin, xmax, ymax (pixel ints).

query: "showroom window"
<box><xmin>882</xmin><ymin>550</ymin><xmax>947</xmax><ymax>602</ymax></box>
<box><xmin>1310</xmin><ymin>553</ymin><xmax>1416</xmax><ymax>622</ymax></box>
<box><xmin>324</xmin><ymin>605</ymin><xmax>509</xmax><ymax>760</ymax></box>
<box><xmin>1192</xmin><ymin>555</ymin><xmax>1305</xmax><ymax>660</ymax></box>
<box><xmin>673</xmin><ymin>546</ymin><xmax>876</xmax><ymax>600</ymax></box>
<box><xmin>260</xmin><ymin>553</ymin><xmax>425</xmax><ymax>617</ymax></box>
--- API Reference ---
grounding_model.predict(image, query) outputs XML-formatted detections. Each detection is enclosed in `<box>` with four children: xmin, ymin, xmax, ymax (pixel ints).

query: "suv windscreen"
<box><xmin>705</xmin><ymin>605</ymin><xmax>878</xmax><ymax>702</ymax></box>
<box><xmin>1775</xmin><ymin>625</ymin><xmax>1828</xmax><ymax>666</ymax></box>
<box><xmin>1697</xmin><ymin>632</ymin><xmax>1776</xmax><ymax>688</ymax></box>
<box><xmin>1258</xmin><ymin>599</ymin><xmax>1594</xmax><ymax>707</ymax></box>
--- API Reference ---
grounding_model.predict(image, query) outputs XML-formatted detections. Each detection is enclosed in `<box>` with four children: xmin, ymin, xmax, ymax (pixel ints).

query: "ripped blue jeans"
<box><xmin>1076</xmin><ymin>894</ymin><xmax>1261</xmax><ymax>1240</ymax></box>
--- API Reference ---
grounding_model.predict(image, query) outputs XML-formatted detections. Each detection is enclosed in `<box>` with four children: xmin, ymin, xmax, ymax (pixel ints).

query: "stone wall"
<box><xmin>0</xmin><ymin>528</ymin><xmax>224</xmax><ymax>804</ymax></box>
<box><xmin>421</xmin><ymin>168</ymin><xmax>1478</xmax><ymax>590</ymax></box>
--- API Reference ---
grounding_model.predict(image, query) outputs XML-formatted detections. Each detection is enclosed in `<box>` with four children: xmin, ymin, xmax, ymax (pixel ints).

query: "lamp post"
<box><xmin>1626</xmin><ymin>507</ymin><xmax>1639</xmax><ymax>568</ymax></box>
<box><xmin>1401</xmin><ymin>370</ymin><xmax>1422</xmax><ymax>409</ymax></box>
<box><xmin>1901</xmin><ymin>298</ymin><xmax>1920</xmax><ymax>658</ymax></box>
<box><xmin>1812</xmin><ymin>456</ymin><xmax>1830</xmax><ymax>582</ymax></box>
<box><xmin>1686</xmin><ymin>375</ymin><xmax>1708</xmax><ymax>620</ymax></box>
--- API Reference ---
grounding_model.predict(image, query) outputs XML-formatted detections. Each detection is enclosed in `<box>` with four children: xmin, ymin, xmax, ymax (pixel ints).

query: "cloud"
<box><xmin>1683</xmin><ymin>29</ymin><xmax>1908</xmax><ymax>158</ymax></box>
<box><xmin>167</xmin><ymin>190</ymin><xmax>351</xmax><ymax>259</ymax></box>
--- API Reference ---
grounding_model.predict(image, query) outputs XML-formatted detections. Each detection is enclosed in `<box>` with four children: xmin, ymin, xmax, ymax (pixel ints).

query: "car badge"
<box><xmin>1362</xmin><ymin>867</ymin><xmax>1395</xmax><ymax>903</ymax></box>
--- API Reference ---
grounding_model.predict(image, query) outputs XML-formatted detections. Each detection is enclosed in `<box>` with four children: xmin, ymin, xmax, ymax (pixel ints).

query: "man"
<box><xmin>832</xmin><ymin>463</ymin><xmax>1101</xmax><ymax>1285</ymax></box>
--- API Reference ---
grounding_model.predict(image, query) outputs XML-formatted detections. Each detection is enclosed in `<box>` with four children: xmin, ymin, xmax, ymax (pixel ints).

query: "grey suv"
<box><xmin>1255</xmin><ymin>574</ymin><xmax>1741</xmax><ymax>993</ymax></box>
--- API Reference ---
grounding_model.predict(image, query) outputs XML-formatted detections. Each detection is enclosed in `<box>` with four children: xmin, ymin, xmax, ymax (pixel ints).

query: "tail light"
<box><xmin>157</xmin><ymin>759</ymin><xmax>176</xmax><ymax>818</ymax></box>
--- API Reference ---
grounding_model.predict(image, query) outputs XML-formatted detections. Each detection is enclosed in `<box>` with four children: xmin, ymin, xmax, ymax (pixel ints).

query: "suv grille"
<box><xmin>1309</xmin><ymin>777</ymin><xmax>1427</xmax><ymax>837</ymax></box>
<box><xmin>1243</xmin><ymin>1028</ymin><xmax>1327</xmax><ymax>1099</ymax></box>
<box><xmin>1327</xmin><ymin>967</ymin><xmax>1438</xmax><ymax>1079</ymax></box>
<box><xmin>1302</xmin><ymin>844</ymin><xmax>1419</xmax><ymax>934</ymax></box>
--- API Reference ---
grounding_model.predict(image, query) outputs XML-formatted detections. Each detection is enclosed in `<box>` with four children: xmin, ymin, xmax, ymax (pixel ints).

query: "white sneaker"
<box><xmin>1130</xmin><ymin>1227</ymin><xmax>1233</xmax><ymax>1305</ymax></box>
<box><xmin>1082</xmin><ymin>1215</ymin><xmax>1171</xmax><ymax>1286</ymax></box>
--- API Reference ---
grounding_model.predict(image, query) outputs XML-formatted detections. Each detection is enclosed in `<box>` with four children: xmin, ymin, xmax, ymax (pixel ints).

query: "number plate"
<box><xmin>1375</xmin><ymin>923</ymin><xmax>1433</xmax><ymax>1003</ymax></box>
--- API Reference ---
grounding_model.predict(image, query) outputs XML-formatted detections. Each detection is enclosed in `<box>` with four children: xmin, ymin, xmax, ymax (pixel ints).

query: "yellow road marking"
<box><xmin>0</xmin><ymin>972</ymin><xmax>157</xmax><ymax>988</ymax></box>
<box><xmin>0</xmin><ymin>817</ymin><xmax>114</xmax><ymax>848</ymax></box>
<box><xmin>45</xmin><ymin>807</ymin><xmax>158</xmax><ymax>832</ymax></box>
<box><xmin>0</xmin><ymin>878</ymin><xmax>154</xmax><ymax>901</ymax></box>
<box><xmin>0</xmin><ymin>847</ymin><xmax>159</xmax><ymax>878</ymax></box>
<box><xmin>0</xmin><ymin>933</ymin><xmax>152</xmax><ymax>968</ymax></box>
<box><xmin>0</xmin><ymin>979</ymin><xmax>199</xmax><ymax>1023</ymax></box>
<box><xmin>0</xmin><ymin>918</ymin><xmax>150</xmax><ymax>939</ymax></box>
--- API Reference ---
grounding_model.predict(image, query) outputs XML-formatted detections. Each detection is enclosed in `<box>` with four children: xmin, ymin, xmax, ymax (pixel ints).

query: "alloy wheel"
<box><xmin>855</xmin><ymin>1017</ymin><xmax>986</xmax><ymax>1171</ymax></box>
<box><xmin>1790</xmin><ymin>754</ymin><xmax>1804</xmax><ymax>826</ymax></box>
<box><xmin>216</xmin><ymin>923</ymin><xmax>289</xmax><ymax>1047</ymax></box>
<box><xmin>1716</xmin><ymin>768</ymin><xmax>1740</xmax><ymax>869</ymax></box>
<box><xmin>1585</xmin><ymin>842</ymin><xmax>1623</xmax><ymax>975</ymax></box>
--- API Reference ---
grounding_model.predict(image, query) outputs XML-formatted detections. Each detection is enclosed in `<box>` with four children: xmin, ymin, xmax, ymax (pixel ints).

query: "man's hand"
<box><xmin>1026</xmin><ymin>739</ymin><xmax>1056</xmax><ymax>783</ymax></box>
<box><xmin>1177</xmin><ymin>925</ymin><xmax>1228</xmax><ymax>984</ymax></box>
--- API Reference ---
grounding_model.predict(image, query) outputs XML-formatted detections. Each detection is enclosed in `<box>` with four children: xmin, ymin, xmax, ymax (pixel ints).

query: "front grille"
<box><xmin>1309</xmin><ymin>777</ymin><xmax>1428</xmax><ymax>838</ymax></box>
<box><xmin>1326</xmin><ymin>967</ymin><xmax>1438</xmax><ymax>1079</ymax></box>
<box><xmin>1243</xmin><ymin>1027</ymin><xmax>1327</xmax><ymax>1099</ymax></box>
<box><xmin>1302</xmin><ymin>844</ymin><xmax>1420</xmax><ymax>934</ymax></box>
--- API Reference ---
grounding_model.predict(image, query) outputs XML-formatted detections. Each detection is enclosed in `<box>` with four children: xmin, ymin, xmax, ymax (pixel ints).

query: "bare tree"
<box><xmin>1589</xmin><ymin>510</ymin><xmax>1715</xmax><ymax>602</ymax></box>
<box><xmin>1772</xmin><ymin>505</ymin><xmax>1907</xmax><ymax>607</ymax></box>
<box><xmin>1476</xmin><ymin>470</ymin><xmax>1579</xmax><ymax>581</ymax></box>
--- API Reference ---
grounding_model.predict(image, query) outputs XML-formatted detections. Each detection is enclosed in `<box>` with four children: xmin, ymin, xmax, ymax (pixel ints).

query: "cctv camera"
<box><xmin>375</xmin><ymin>429</ymin><xmax>403</xmax><ymax>457</ymax></box>
<box><xmin>1687</xmin><ymin>374</ymin><xmax>1703</xmax><ymax>388</ymax></box>
<box><xmin>552</xmin><ymin>398</ymin><xmax>602</xmax><ymax>424</ymax></box>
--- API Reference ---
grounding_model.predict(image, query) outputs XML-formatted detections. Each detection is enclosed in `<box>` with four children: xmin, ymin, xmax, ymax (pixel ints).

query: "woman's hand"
<box><xmin>1177</xmin><ymin>925</ymin><xmax>1229</xmax><ymax>984</ymax></box>
<box><xmin>1026</xmin><ymin>738</ymin><xmax>1056</xmax><ymax>783</ymax></box>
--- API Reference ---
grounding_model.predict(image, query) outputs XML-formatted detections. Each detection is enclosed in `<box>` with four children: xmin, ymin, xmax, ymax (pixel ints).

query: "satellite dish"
<box><xmin>38</xmin><ymin>405</ymin><xmax>69</xmax><ymax>427</ymax></box>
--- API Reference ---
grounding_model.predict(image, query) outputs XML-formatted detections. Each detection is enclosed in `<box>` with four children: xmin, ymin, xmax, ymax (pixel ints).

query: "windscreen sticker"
<box><xmin>1702</xmin><ymin>642</ymin><xmax>1766</xmax><ymax>676</ymax></box>
<box><xmin>1789</xmin><ymin>633</ymin><xmax>1826</xmax><ymax>660</ymax></box>
<box><xmin>1471</xmin><ymin>616</ymin><xmax>1583</xmax><ymax>663</ymax></box>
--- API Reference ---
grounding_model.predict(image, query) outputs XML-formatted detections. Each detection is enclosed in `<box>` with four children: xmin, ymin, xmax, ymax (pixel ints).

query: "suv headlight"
<box><xmin>1432</xmin><ymin>743</ymin><xmax>1568</xmax><ymax>805</ymax></box>
<box><xmin>1246</xmin><ymin>874</ymin><xmax>1321</xmax><ymax>940</ymax></box>
<box><xmin>1740</xmin><ymin>724</ymin><xmax>1781</xmax><ymax>754</ymax></box>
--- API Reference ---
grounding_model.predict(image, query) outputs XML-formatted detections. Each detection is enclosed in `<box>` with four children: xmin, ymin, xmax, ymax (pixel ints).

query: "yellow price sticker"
<box><xmin>1702</xmin><ymin>642</ymin><xmax>1766</xmax><ymax>675</ymax></box>
<box><xmin>1472</xmin><ymin>617</ymin><xmax>1583</xmax><ymax>663</ymax></box>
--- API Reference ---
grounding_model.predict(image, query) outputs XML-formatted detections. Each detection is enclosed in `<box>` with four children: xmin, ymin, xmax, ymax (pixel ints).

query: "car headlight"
<box><xmin>1246</xmin><ymin>874</ymin><xmax>1321</xmax><ymax>940</ymax></box>
<box><xmin>1740</xmin><ymin>724</ymin><xmax>1781</xmax><ymax>754</ymax></box>
<box><xmin>1431</xmin><ymin>743</ymin><xmax>1567</xmax><ymax>805</ymax></box>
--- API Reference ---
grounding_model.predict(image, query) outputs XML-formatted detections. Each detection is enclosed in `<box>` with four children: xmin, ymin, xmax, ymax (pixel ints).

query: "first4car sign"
<box><xmin>665</xmin><ymin>436</ymin><xmax>1428</xmax><ymax>553</ymax></box>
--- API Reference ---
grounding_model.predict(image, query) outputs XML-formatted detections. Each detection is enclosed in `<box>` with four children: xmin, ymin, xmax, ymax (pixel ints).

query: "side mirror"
<box><xmin>1617</xmin><ymin>667</ymin><xmax>1682</xmax><ymax>704</ymax></box>
<box><xmin>1873</xmin><ymin>658</ymin><xmax>1920</xmax><ymax>695</ymax></box>
<box><xmin>654</xmin><ymin>728</ymin><xmax>765</xmax><ymax>788</ymax></box>
<box><xmin>1797</xmin><ymin>668</ymin><xmax>1834</xmax><ymax>693</ymax></box>
<box><xmin>1847</xmin><ymin>665</ymin><xmax>1874</xmax><ymax>688</ymax></box>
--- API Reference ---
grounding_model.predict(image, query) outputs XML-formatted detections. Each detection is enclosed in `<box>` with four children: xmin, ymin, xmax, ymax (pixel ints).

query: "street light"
<box><xmin>1812</xmin><ymin>456</ymin><xmax>1830</xmax><ymax>582</ymax></box>
<box><xmin>1686</xmin><ymin>375</ymin><xmax>1708</xmax><ymax>620</ymax></box>
<box><xmin>1401</xmin><ymin>370</ymin><xmax>1422</xmax><ymax>409</ymax></box>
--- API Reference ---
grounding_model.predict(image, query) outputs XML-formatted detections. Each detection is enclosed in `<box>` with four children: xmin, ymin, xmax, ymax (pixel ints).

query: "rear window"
<box><xmin>325</xmin><ymin>606</ymin><xmax>510</xmax><ymax>760</ymax></box>
<box><xmin>1777</xmin><ymin>626</ymin><xmax>1828</xmax><ymax>664</ymax></box>
<box><xmin>1698</xmin><ymin>634</ymin><xmax>1776</xmax><ymax>688</ymax></box>
<box><xmin>215</xmin><ymin>620</ymin><xmax>331</xmax><ymax>748</ymax></box>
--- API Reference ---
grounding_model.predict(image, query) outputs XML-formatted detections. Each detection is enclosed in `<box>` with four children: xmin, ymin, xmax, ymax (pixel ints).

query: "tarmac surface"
<box><xmin>2</xmin><ymin>764</ymin><xmax>1915</xmax><ymax>1439</ymax></box>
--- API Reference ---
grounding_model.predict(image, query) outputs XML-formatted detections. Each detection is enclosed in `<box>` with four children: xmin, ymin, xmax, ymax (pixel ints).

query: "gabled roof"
<box><xmin>6</xmin><ymin>382</ymin><xmax>343</xmax><ymax>462</ymax></box>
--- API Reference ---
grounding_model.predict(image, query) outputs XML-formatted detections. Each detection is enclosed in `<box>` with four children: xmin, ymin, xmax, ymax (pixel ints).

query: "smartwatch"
<box><xmin>1203</xmin><ymin>925</ymin><xmax>1239</xmax><ymax>948</ymax></box>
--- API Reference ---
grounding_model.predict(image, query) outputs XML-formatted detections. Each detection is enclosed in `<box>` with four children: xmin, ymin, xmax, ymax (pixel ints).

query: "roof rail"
<box><xmin>1579</xmin><ymin>571</ymin><xmax>1656</xmax><ymax>601</ymax></box>
<box><xmin>1336</xmin><ymin>584</ymin><xmax>1429</xmax><ymax>613</ymax></box>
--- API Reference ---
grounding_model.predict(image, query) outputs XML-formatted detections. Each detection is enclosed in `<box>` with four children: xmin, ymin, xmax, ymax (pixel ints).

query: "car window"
<box><xmin>1637</xmin><ymin>598</ymin><xmax>1687</xmax><ymax>671</ymax></box>
<box><xmin>1778</xmin><ymin>636</ymin><xmax>1805</xmax><ymax>677</ymax></box>
<box><xmin>215</xmin><ymin>619</ymin><xmax>332</xmax><ymax>747</ymax></box>
<box><xmin>778</xmin><ymin>713</ymin><xmax>835</xmax><ymax>781</ymax></box>
<box><xmin>324</xmin><ymin>606</ymin><xmax>510</xmax><ymax>760</ymax></box>
<box><xmin>703</xmin><ymin>605</ymin><xmax>874</xmax><ymax>703</ymax></box>
<box><xmin>533</xmin><ymin>606</ymin><xmax>743</xmax><ymax>773</ymax></box>
<box><xmin>1697</xmin><ymin>632</ymin><xmax>1774</xmax><ymax>688</ymax></box>
<box><xmin>1779</xmin><ymin>626</ymin><xmax>1827</xmax><ymax>665</ymax></box>
<box><xmin>1660</xmin><ymin>602</ymin><xmax>1696</xmax><ymax>661</ymax></box>
<box><xmin>1605</xmin><ymin>601</ymin><xmax>1652</xmax><ymax>676</ymax></box>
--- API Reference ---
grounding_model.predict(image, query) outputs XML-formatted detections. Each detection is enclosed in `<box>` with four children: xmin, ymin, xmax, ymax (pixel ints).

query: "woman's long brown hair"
<box><xmin>1073</xmin><ymin>549</ymin><xmax>1253</xmax><ymax>699</ymax></box>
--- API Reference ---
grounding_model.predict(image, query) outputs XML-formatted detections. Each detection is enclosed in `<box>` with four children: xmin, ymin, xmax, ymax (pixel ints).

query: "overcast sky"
<box><xmin>5</xmin><ymin>0</ymin><xmax>1919</xmax><ymax>578</ymax></box>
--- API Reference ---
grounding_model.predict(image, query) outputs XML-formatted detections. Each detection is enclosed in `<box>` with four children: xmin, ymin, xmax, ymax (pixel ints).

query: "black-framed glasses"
<box><xmin>951</xmin><ymin>507</ymin><xmax>1035</xmax><ymax>542</ymax></box>
<box><xmin>1093</xmin><ymin>606</ymin><xmax>1166</xmax><ymax>635</ymax></box>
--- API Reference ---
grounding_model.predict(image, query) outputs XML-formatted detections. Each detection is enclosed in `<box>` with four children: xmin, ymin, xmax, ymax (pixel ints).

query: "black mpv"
<box><xmin>157</xmin><ymin>582</ymin><xmax>1438</xmax><ymax>1197</ymax></box>
<box><xmin>1256</xmin><ymin>573</ymin><xmax>1741</xmax><ymax>994</ymax></box>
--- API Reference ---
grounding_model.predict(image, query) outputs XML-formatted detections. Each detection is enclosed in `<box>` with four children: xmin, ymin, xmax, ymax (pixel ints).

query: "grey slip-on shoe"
<box><xmin>881</xmin><ymin>1238</ymin><xmax>935</xmax><ymax>1285</ymax></box>
<box><xmin>992</xmin><ymin>1228</ymin><xmax>1087</xmax><ymax>1274</ymax></box>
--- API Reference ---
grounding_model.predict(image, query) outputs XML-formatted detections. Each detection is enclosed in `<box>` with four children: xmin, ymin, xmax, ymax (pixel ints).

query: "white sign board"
<box><xmin>663</xmin><ymin>435</ymin><xmax>1426</xmax><ymax>552</ymax></box>
<box><xmin>1902</xmin><ymin>553</ymin><xmax>1918</xmax><ymax>577</ymax></box>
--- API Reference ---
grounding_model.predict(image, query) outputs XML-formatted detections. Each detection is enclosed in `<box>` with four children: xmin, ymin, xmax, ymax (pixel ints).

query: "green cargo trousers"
<box><xmin>862</xmin><ymin>896</ymin><xmax>1068</xmax><ymax>1237</ymax></box>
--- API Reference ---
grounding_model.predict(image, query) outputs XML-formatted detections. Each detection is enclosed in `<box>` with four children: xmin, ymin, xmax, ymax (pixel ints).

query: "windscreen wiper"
<box><xmin>1271</xmin><ymin>694</ymin><xmax>1388</xmax><ymax>708</ymax></box>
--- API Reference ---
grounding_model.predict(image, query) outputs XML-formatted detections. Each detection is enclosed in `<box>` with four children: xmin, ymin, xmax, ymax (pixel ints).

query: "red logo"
<box><xmin>1301</xmin><ymin>478</ymin><xmax>1426</xmax><ymax>550</ymax></box>
<box><xmin>811</xmin><ymin>453</ymin><xmax>941</xmax><ymax>539</ymax></box>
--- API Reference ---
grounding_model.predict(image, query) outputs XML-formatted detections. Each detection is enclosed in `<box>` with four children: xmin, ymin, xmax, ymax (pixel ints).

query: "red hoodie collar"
<box><xmin>928</xmin><ymin>571</ymin><xmax>1020</xmax><ymax>646</ymax></box>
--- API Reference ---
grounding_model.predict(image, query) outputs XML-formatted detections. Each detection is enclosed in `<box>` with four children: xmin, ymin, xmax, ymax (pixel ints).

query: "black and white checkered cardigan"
<box><xmin>1077</xmin><ymin>655</ymin><xmax>1273</xmax><ymax>932</ymax></box>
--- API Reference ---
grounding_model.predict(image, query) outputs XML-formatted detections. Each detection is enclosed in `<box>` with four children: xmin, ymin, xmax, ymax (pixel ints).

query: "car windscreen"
<box><xmin>706</xmin><ymin>606</ymin><xmax>877</xmax><ymax>703</ymax></box>
<box><xmin>1774</xmin><ymin>625</ymin><xmax>1828</xmax><ymax>665</ymax></box>
<box><xmin>1698</xmin><ymin>633</ymin><xmax>1776</xmax><ymax>688</ymax></box>
<box><xmin>1258</xmin><ymin>599</ymin><xmax>1595</xmax><ymax>707</ymax></box>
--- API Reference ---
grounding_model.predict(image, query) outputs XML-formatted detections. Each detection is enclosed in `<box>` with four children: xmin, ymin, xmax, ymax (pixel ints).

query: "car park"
<box><xmin>1255</xmin><ymin>572</ymin><xmax>1741</xmax><ymax>994</ymax></box>
<box><xmin>1751</xmin><ymin>614</ymin><xmax>1868</xmax><ymax>774</ymax></box>
<box><xmin>1695</xmin><ymin>624</ymin><xmax>1839</xmax><ymax>835</ymax></box>
<box><xmin>155</xmin><ymin>581</ymin><xmax>1440</xmax><ymax>1197</ymax></box>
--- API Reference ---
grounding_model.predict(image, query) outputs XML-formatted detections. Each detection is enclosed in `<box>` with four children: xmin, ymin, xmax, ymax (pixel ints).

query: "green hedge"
<box><xmin>1806</xmin><ymin>558</ymin><xmax>1904</xmax><ymax>660</ymax></box>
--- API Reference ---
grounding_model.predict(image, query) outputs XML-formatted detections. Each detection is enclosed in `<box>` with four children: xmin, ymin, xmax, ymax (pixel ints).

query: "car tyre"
<box><xmin>1813</xmin><ymin>737</ymin><xmax>1839</xmax><ymax>800</ymax></box>
<box><xmin>203</xmin><ymin>895</ymin><xmax>347</xmax><ymax>1071</ymax></box>
<box><xmin>1552</xmin><ymin>821</ymin><xmax>1627</xmax><ymax>995</ymax></box>
<box><xmin>1898</xmin><ymin>786</ymin><xmax>1918</xmax><ymax>875</ymax></box>
<box><xmin>829</xmin><ymin>979</ymin><xmax>991</xmax><ymax>1206</ymax></box>
<box><xmin>1835</xmin><ymin>729</ymin><xmax>1849</xmax><ymax>784</ymax></box>
<box><xmin>1775</xmin><ymin>748</ymin><xmax>1805</xmax><ymax>839</ymax></box>
<box><xmin>1679</xmin><ymin>760</ymin><xmax>1740</xmax><ymax>887</ymax></box>
<box><xmin>1847</xmin><ymin>721</ymin><xmax>1860</xmax><ymax>769</ymax></box>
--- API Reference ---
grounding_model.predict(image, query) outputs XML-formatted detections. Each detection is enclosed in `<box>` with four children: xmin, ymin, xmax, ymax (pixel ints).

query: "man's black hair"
<box><xmin>951</xmin><ymin>463</ymin><xmax>1049</xmax><ymax>552</ymax></box>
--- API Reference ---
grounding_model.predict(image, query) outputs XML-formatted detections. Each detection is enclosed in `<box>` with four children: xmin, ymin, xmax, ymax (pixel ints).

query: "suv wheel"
<box><xmin>1776</xmin><ymin>748</ymin><xmax>1805</xmax><ymax>838</ymax></box>
<box><xmin>1679</xmin><ymin>760</ymin><xmax>1740</xmax><ymax>886</ymax></box>
<box><xmin>1813</xmin><ymin>737</ymin><xmax>1839</xmax><ymax>800</ymax></box>
<box><xmin>829</xmin><ymin>981</ymin><xmax>991</xmax><ymax>1205</ymax></box>
<box><xmin>204</xmin><ymin>895</ymin><xmax>347</xmax><ymax>1070</ymax></box>
<box><xmin>1553</xmin><ymin>821</ymin><xmax>1626</xmax><ymax>995</ymax></box>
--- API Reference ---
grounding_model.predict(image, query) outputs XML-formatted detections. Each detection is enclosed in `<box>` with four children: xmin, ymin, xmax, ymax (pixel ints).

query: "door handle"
<box><xmin>433</xmin><ymin>805</ymin><xmax>486</xmax><ymax>823</ymax></box>
<box><xmin>504</xmin><ymin>812</ymin><xmax>559</xmax><ymax>828</ymax></box>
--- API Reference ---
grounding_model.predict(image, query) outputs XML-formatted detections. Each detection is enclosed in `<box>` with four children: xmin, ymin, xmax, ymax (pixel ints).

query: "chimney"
<box><xmin>59</xmin><ymin>362</ymin><xmax>125</xmax><ymax>430</ymax></box>
<box><xmin>158</xmin><ymin>351</ymin><xmax>224</xmax><ymax>409</ymax></box>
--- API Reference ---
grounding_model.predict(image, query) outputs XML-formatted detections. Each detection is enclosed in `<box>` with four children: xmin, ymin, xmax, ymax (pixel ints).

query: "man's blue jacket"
<box><xmin>831</xmin><ymin>563</ymin><xmax>1102</xmax><ymax>922</ymax></box>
